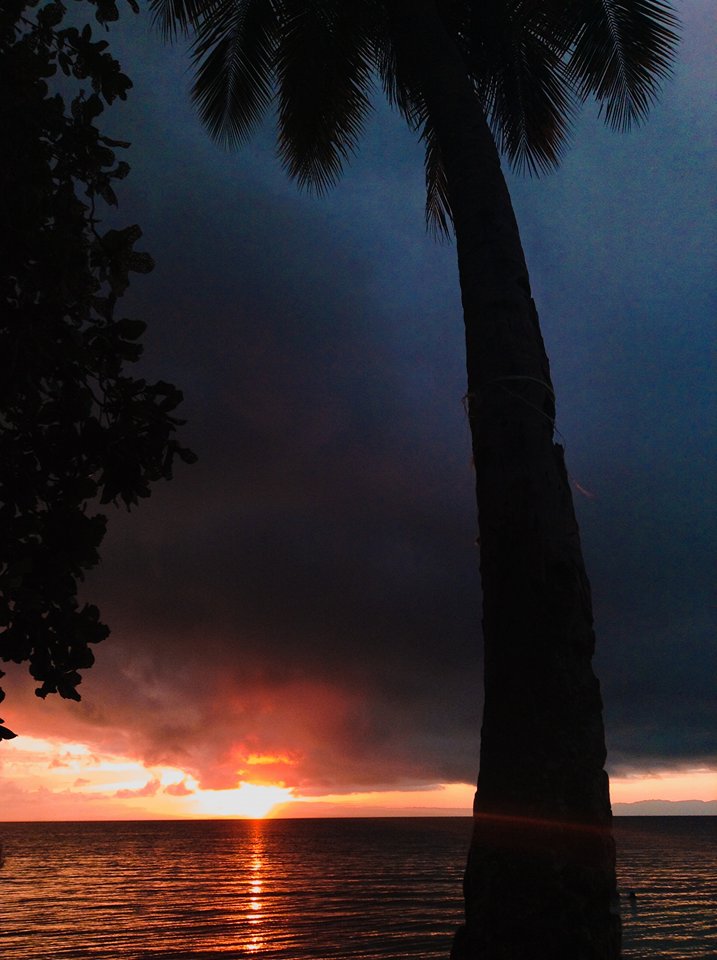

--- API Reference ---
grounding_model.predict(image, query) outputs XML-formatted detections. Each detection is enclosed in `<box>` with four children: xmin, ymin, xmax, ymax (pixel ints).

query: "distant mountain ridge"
<box><xmin>613</xmin><ymin>799</ymin><xmax>717</xmax><ymax>816</ymax></box>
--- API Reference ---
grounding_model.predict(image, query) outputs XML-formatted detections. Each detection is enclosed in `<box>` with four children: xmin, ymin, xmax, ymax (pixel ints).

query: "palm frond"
<box><xmin>495</xmin><ymin>33</ymin><xmax>576</xmax><ymax>175</ymax></box>
<box><xmin>373</xmin><ymin>15</ymin><xmax>411</xmax><ymax>118</ymax></box>
<box><xmin>467</xmin><ymin>1</ymin><xmax>577</xmax><ymax>175</ymax></box>
<box><xmin>189</xmin><ymin>0</ymin><xmax>278</xmax><ymax>147</ymax></box>
<box><xmin>150</xmin><ymin>0</ymin><xmax>216</xmax><ymax>40</ymax></box>
<box><xmin>420</xmin><ymin>114</ymin><xmax>453</xmax><ymax>239</ymax></box>
<box><xmin>371</xmin><ymin>20</ymin><xmax>453</xmax><ymax>236</ymax></box>
<box><xmin>275</xmin><ymin>1</ymin><xmax>376</xmax><ymax>193</ymax></box>
<box><xmin>565</xmin><ymin>0</ymin><xmax>679</xmax><ymax>130</ymax></box>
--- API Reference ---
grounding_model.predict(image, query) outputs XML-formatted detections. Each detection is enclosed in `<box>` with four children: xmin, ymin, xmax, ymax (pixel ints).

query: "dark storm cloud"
<box><xmin>500</xmin><ymin>2</ymin><xmax>717</xmax><ymax>776</ymax></box>
<box><xmin>9</xmin><ymin>3</ymin><xmax>714</xmax><ymax>792</ymax></box>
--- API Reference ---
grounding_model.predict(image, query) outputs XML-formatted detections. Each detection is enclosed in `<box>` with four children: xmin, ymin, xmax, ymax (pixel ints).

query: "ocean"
<box><xmin>1</xmin><ymin>817</ymin><xmax>715</xmax><ymax>959</ymax></box>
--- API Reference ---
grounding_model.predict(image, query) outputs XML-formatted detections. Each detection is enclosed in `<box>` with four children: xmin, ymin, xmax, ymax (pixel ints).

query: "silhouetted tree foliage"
<box><xmin>0</xmin><ymin>0</ymin><xmax>195</xmax><ymax>738</ymax></box>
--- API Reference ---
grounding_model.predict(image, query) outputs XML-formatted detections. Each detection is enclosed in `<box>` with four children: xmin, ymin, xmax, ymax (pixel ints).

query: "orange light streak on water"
<box><xmin>244</xmin><ymin>823</ymin><xmax>266</xmax><ymax>953</ymax></box>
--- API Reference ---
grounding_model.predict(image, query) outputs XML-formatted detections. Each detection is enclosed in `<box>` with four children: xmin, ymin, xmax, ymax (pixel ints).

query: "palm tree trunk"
<box><xmin>388</xmin><ymin>2</ymin><xmax>621</xmax><ymax>957</ymax></box>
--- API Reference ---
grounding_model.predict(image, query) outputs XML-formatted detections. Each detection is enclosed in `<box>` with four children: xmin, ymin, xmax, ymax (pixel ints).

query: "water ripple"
<box><xmin>1</xmin><ymin>817</ymin><xmax>714</xmax><ymax>959</ymax></box>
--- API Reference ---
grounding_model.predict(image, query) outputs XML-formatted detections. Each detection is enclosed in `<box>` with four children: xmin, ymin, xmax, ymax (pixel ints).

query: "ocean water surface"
<box><xmin>1</xmin><ymin>817</ymin><xmax>715</xmax><ymax>959</ymax></box>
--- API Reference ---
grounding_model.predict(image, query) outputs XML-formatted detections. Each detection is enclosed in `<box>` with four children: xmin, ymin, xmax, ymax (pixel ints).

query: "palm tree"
<box><xmin>151</xmin><ymin>1</ymin><xmax>678</xmax><ymax>956</ymax></box>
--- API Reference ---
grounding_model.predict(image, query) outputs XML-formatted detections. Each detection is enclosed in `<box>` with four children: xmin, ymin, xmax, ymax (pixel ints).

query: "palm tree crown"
<box><xmin>152</xmin><ymin>0</ymin><xmax>678</xmax><ymax>234</ymax></box>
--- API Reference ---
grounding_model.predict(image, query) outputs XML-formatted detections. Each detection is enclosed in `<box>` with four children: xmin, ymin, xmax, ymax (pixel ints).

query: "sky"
<box><xmin>1</xmin><ymin>1</ymin><xmax>715</xmax><ymax>820</ymax></box>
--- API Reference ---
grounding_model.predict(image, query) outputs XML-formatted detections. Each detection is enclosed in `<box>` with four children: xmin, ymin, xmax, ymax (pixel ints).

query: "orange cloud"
<box><xmin>164</xmin><ymin>779</ymin><xmax>194</xmax><ymax>797</ymax></box>
<box><xmin>245</xmin><ymin>753</ymin><xmax>297</xmax><ymax>766</ymax></box>
<box><xmin>1</xmin><ymin>726</ymin><xmax>716</xmax><ymax>821</ymax></box>
<box><xmin>114</xmin><ymin>777</ymin><xmax>161</xmax><ymax>799</ymax></box>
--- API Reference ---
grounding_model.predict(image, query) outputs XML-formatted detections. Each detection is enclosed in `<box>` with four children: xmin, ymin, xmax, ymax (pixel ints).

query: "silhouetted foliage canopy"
<box><xmin>0</xmin><ymin>0</ymin><xmax>195</xmax><ymax>738</ymax></box>
<box><xmin>152</xmin><ymin>0</ymin><xmax>678</xmax><ymax>237</ymax></box>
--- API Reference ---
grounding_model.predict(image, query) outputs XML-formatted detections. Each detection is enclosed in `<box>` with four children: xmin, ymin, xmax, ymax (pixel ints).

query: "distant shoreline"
<box><xmin>612</xmin><ymin>799</ymin><xmax>717</xmax><ymax>816</ymax></box>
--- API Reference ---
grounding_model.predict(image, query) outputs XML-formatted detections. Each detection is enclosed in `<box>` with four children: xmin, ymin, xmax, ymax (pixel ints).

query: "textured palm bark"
<box><xmin>388</xmin><ymin>2</ymin><xmax>621</xmax><ymax>957</ymax></box>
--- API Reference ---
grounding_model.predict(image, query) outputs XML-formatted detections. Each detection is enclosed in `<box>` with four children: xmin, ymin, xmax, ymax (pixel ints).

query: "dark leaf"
<box><xmin>0</xmin><ymin>722</ymin><xmax>17</xmax><ymax>741</ymax></box>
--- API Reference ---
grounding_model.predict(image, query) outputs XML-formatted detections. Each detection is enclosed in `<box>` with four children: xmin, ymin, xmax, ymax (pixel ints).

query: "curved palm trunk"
<box><xmin>388</xmin><ymin>2</ymin><xmax>621</xmax><ymax>957</ymax></box>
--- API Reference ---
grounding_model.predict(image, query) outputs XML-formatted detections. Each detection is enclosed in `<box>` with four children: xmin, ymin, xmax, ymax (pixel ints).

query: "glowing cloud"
<box><xmin>1</xmin><ymin>733</ymin><xmax>714</xmax><ymax>821</ymax></box>
<box><xmin>610</xmin><ymin>767</ymin><xmax>717</xmax><ymax>804</ymax></box>
<box><xmin>187</xmin><ymin>783</ymin><xmax>296</xmax><ymax>819</ymax></box>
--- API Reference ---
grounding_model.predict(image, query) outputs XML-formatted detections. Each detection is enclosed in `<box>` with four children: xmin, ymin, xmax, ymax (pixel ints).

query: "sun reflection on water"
<box><xmin>244</xmin><ymin>821</ymin><xmax>266</xmax><ymax>953</ymax></box>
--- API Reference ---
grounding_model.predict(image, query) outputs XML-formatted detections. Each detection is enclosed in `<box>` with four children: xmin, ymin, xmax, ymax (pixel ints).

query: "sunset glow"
<box><xmin>609</xmin><ymin>767</ymin><xmax>717</xmax><ymax>805</ymax></box>
<box><xmin>190</xmin><ymin>783</ymin><xmax>296</xmax><ymax>819</ymax></box>
<box><xmin>1</xmin><ymin>734</ymin><xmax>714</xmax><ymax>821</ymax></box>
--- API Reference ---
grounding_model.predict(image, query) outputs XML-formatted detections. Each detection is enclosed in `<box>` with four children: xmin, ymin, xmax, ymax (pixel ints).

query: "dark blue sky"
<box><xmin>11</xmin><ymin>2</ymin><xmax>715</xmax><ymax>798</ymax></box>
